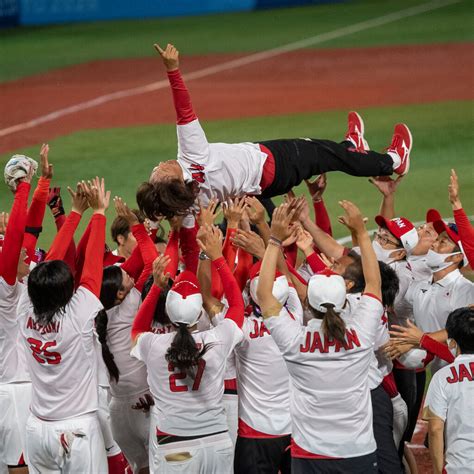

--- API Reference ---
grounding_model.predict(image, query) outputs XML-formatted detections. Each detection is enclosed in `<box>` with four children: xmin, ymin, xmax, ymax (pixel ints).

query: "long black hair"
<box><xmin>96</xmin><ymin>265</ymin><xmax>123</xmax><ymax>383</ymax></box>
<box><xmin>309</xmin><ymin>303</ymin><xmax>347</xmax><ymax>344</ymax></box>
<box><xmin>165</xmin><ymin>323</ymin><xmax>213</xmax><ymax>378</ymax></box>
<box><xmin>141</xmin><ymin>274</ymin><xmax>172</xmax><ymax>326</ymax></box>
<box><xmin>28</xmin><ymin>260</ymin><xmax>74</xmax><ymax>326</ymax></box>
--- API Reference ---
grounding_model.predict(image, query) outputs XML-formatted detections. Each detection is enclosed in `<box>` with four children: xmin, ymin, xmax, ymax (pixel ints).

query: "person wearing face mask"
<box><xmin>406</xmin><ymin>220</ymin><xmax>473</xmax><ymax>365</ymax></box>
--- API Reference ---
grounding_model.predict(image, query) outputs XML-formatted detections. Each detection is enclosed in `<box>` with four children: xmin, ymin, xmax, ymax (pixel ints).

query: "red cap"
<box><xmin>426</xmin><ymin>208</ymin><xmax>442</xmax><ymax>223</ymax></box>
<box><xmin>432</xmin><ymin>220</ymin><xmax>460</xmax><ymax>245</ymax></box>
<box><xmin>375</xmin><ymin>215</ymin><xmax>419</xmax><ymax>253</ymax></box>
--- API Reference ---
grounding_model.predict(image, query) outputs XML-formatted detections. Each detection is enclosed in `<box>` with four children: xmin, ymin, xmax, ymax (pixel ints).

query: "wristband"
<box><xmin>269</xmin><ymin>236</ymin><xmax>282</xmax><ymax>247</ymax></box>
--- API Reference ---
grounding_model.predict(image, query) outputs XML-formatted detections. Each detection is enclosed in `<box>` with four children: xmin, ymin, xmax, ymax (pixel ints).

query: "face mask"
<box><xmin>425</xmin><ymin>249</ymin><xmax>460</xmax><ymax>272</ymax></box>
<box><xmin>372</xmin><ymin>240</ymin><xmax>398</xmax><ymax>264</ymax></box>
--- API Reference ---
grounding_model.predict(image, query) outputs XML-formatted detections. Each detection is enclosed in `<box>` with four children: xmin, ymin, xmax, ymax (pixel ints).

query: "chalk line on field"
<box><xmin>0</xmin><ymin>0</ymin><xmax>460</xmax><ymax>139</ymax></box>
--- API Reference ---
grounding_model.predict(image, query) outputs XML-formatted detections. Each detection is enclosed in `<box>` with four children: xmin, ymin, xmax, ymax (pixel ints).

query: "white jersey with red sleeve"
<box><xmin>177</xmin><ymin>120</ymin><xmax>267</xmax><ymax>207</ymax></box>
<box><xmin>265</xmin><ymin>294</ymin><xmax>383</xmax><ymax>458</ymax></box>
<box><xmin>131</xmin><ymin>318</ymin><xmax>243</xmax><ymax>436</ymax></box>
<box><xmin>423</xmin><ymin>354</ymin><xmax>474</xmax><ymax>473</ymax></box>
<box><xmin>18</xmin><ymin>286</ymin><xmax>103</xmax><ymax>420</ymax></box>
<box><xmin>0</xmin><ymin>278</ymin><xmax>30</xmax><ymax>383</ymax></box>
<box><xmin>106</xmin><ymin>287</ymin><xmax>149</xmax><ymax>398</ymax></box>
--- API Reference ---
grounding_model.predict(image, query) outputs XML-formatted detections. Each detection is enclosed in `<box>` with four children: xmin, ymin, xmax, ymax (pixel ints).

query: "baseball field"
<box><xmin>1</xmin><ymin>0</ymin><xmax>472</xmax><ymax>247</ymax></box>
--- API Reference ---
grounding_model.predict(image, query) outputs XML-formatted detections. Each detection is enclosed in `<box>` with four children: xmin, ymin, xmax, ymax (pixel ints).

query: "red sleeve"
<box><xmin>0</xmin><ymin>182</ymin><xmax>30</xmax><ymax>285</ymax></box>
<box><xmin>179</xmin><ymin>224</ymin><xmax>199</xmax><ymax>274</ymax></box>
<box><xmin>167</xmin><ymin>69</ymin><xmax>197</xmax><ymax>125</ymax></box>
<box><xmin>79</xmin><ymin>214</ymin><xmax>106</xmax><ymax>297</ymax></box>
<box><xmin>121</xmin><ymin>244</ymin><xmax>144</xmax><ymax>282</ymax></box>
<box><xmin>313</xmin><ymin>199</ymin><xmax>333</xmax><ymax>236</ymax></box>
<box><xmin>23</xmin><ymin>176</ymin><xmax>50</xmax><ymax>263</ymax></box>
<box><xmin>211</xmin><ymin>263</ymin><xmax>224</xmax><ymax>300</ymax></box>
<box><xmin>381</xmin><ymin>372</ymin><xmax>399</xmax><ymax>398</ymax></box>
<box><xmin>453</xmin><ymin>208</ymin><xmax>474</xmax><ymax>268</ymax></box>
<box><xmin>132</xmin><ymin>223</ymin><xmax>158</xmax><ymax>266</ymax></box>
<box><xmin>212</xmin><ymin>256</ymin><xmax>244</xmax><ymax>328</ymax></box>
<box><xmin>45</xmin><ymin>212</ymin><xmax>82</xmax><ymax>262</ymax></box>
<box><xmin>165</xmin><ymin>230</ymin><xmax>179</xmax><ymax>279</ymax></box>
<box><xmin>286</xmin><ymin>260</ymin><xmax>308</xmax><ymax>286</ymax></box>
<box><xmin>234</xmin><ymin>249</ymin><xmax>253</xmax><ymax>291</ymax></box>
<box><xmin>306</xmin><ymin>251</ymin><xmax>327</xmax><ymax>274</ymax></box>
<box><xmin>223</xmin><ymin>227</ymin><xmax>237</xmax><ymax>271</ymax></box>
<box><xmin>420</xmin><ymin>334</ymin><xmax>455</xmax><ymax>364</ymax></box>
<box><xmin>284</xmin><ymin>243</ymin><xmax>297</xmax><ymax>268</ymax></box>
<box><xmin>131</xmin><ymin>284</ymin><xmax>161</xmax><ymax>340</ymax></box>
<box><xmin>74</xmin><ymin>221</ymin><xmax>91</xmax><ymax>287</ymax></box>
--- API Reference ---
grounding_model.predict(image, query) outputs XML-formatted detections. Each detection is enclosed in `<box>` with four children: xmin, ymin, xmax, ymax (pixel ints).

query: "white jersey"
<box><xmin>265</xmin><ymin>294</ymin><xmax>383</xmax><ymax>458</ymax></box>
<box><xmin>407</xmin><ymin>254</ymin><xmax>431</xmax><ymax>282</ymax></box>
<box><xmin>106</xmin><ymin>288</ymin><xmax>149</xmax><ymax>398</ymax></box>
<box><xmin>341</xmin><ymin>293</ymin><xmax>391</xmax><ymax>390</ymax></box>
<box><xmin>423</xmin><ymin>354</ymin><xmax>474</xmax><ymax>473</ymax></box>
<box><xmin>19</xmin><ymin>286</ymin><xmax>103</xmax><ymax>420</ymax></box>
<box><xmin>177</xmin><ymin>120</ymin><xmax>268</xmax><ymax>207</ymax></box>
<box><xmin>389</xmin><ymin>260</ymin><xmax>415</xmax><ymax>327</ymax></box>
<box><xmin>0</xmin><ymin>278</ymin><xmax>30</xmax><ymax>384</ymax></box>
<box><xmin>131</xmin><ymin>318</ymin><xmax>243</xmax><ymax>436</ymax></box>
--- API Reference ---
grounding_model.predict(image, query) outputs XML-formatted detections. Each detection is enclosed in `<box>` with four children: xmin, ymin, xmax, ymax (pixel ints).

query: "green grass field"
<box><xmin>0</xmin><ymin>0</ymin><xmax>472</xmax><ymax>249</ymax></box>
<box><xmin>0</xmin><ymin>0</ymin><xmax>472</xmax><ymax>82</ymax></box>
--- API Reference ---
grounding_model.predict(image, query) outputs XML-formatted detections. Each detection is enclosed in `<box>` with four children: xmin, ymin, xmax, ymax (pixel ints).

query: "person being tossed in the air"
<box><xmin>137</xmin><ymin>43</ymin><xmax>413</xmax><ymax>221</ymax></box>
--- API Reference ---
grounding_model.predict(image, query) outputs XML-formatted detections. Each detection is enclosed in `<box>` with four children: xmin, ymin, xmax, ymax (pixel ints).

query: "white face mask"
<box><xmin>372</xmin><ymin>240</ymin><xmax>399</xmax><ymax>264</ymax></box>
<box><xmin>425</xmin><ymin>249</ymin><xmax>460</xmax><ymax>272</ymax></box>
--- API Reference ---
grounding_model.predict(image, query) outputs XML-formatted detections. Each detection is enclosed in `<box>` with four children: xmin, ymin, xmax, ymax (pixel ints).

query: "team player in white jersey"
<box><xmin>256</xmin><ymin>201</ymin><xmax>383</xmax><ymax>473</ymax></box>
<box><xmin>131</xmin><ymin>225</ymin><xmax>245</xmax><ymax>473</ymax></box>
<box><xmin>0</xmin><ymin>167</ymin><xmax>33</xmax><ymax>474</ymax></box>
<box><xmin>423</xmin><ymin>307</ymin><xmax>474</xmax><ymax>474</ymax></box>
<box><xmin>18</xmin><ymin>178</ymin><xmax>110</xmax><ymax>473</ymax></box>
<box><xmin>136</xmin><ymin>43</ymin><xmax>412</xmax><ymax>222</ymax></box>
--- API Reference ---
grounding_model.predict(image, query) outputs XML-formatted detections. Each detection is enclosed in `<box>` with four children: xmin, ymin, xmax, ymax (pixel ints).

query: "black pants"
<box><xmin>234</xmin><ymin>435</ymin><xmax>291</xmax><ymax>474</ymax></box>
<box><xmin>260</xmin><ymin>139</ymin><xmax>394</xmax><ymax>198</ymax></box>
<box><xmin>371</xmin><ymin>385</ymin><xmax>404</xmax><ymax>474</ymax></box>
<box><xmin>292</xmin><ymin>452</ymin><xmax>378</xmax><ymax>474</ymax></box>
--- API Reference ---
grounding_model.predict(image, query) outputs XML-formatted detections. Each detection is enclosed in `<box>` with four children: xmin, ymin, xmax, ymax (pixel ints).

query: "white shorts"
<box><xmin>109</xmin><ymin>393</ymin><xmax>150</xmax><ymax>472</ymax></box>
<box><xmin>97</xmin><ymin>386</ymin><xmax>121</xmax><ymax>457</ymax></box>
<box><xmin>25</xmin><ymin>413</ymin><xmax>107</xmax><ymax>474</ymax></box>
<box><xmin>0</xmin><ymin>382</ymin><xmax>32</xmax><ymax>466</ymax></box>
<box><xmin>391</xmin><ymin>394</ymin><xmax>408</xmax><ymax>448</ymax></box>
<box><xmin>152</xmin><ymin>432</ymin><xmax>233</xmax><ymax>474</ymax></box>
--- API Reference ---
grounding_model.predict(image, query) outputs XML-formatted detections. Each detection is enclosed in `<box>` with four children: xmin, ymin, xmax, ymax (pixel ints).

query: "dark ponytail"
<box><xmin>95</xmin><ymin>310</ymin><xmax>120</xmax><ymax>382</ymax></box>
<box><xmin>165</xmin><ymin>323</ymin><xmax>213</xmax><ymax>378</ymax></box>
<box><xmin>96</xmin><ymin>265</ymin><xmax>123</xmax><ymax>382</ymax></box>
<box><xmin>141</xmin><ymin>274</ymin><xmax>173</xmax><ymax>326</ymax></box>
<box><xmin>320</xmin><ymin>304</ymin><xmax>346</xmax><ymax>344</ymax></box>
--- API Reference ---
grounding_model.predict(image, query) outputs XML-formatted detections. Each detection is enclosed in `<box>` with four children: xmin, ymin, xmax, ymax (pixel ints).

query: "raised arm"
<box><xmin>305</xmin><ymin>174</ymin><xmax>333</xmax><ymax>236</ymax></box>
<box><xmin>338</xmin><ymin>200</ymin><xmax>381</xmax><ymax>300</ymax></box>
<box><xmin>79</xmin><ymin>178</ymin><xmax>109</xmax><ymax>297</ymax></box>
<box><xmin>369</xmin><ymin>176</ymin><xmax>403</xmax><ymax>220</ymax></box>
<box><xmin>131</xmin><ymin>255</ymin><xmax>171</xmax><ymax>343</ymax></box>
<box><xmin>0</xmin><ymin>178</ymin><xmax>31</xmax><ymax>285</ymax></box>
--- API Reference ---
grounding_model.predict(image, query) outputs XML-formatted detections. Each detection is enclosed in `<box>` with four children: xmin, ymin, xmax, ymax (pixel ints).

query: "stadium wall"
<box><xmin>0</xmin><ymin>0</ymin><xmax>343</xmax><ymax>27</ymax></box>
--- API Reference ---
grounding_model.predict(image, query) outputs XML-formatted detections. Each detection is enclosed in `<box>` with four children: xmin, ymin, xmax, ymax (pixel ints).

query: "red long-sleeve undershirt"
<box><xmin>306</xmin><ymin>251</ymin><xmax>327</xmax><ymax>274</ymax></box>
<box><xmin>453</xmin><ymin>208</ymin><xmax>474</xmax><ymax>268</ymax></box>
<box><xmin>223</xmin><ymin>228</ymin><xmax>238</xmax><ymax>271</ymax></box>
<box><xmin>213</xmin><ymin>256</ymin><xmax>244</xmax><ymax>328</ymax></box>
<box><xmin>131</xmin><ymin>283</ymin><xmax>161</xmax><ymax>340</ymax></box>
<box><xmin>179</xmin><ymin>224</ymin><xmax>199</xmax><ymax>274</ymax></box>
<box><xmin>54</xmin><ymin>213</ymin><xmax>77</xmax><ymax>273</ymax></box>
<box><xmin>313</xmin><ymin>199</ymin><xmax>333</xmax><ymax>237</ymax></box>
<box><xmin>0</xmin><ymin>182</ymin><xmax>30</xmax><ymax>285</ymax></box>
<box><xmin>46</xmin><ymin>211</ymin><xmax>82</xmax><ymax>263</ymax></box>
<box><xmin>23</xmin><ymin>176</ymin><xmax>50</xmax><ymax>263</ymax></box>
<box><xmin>80</xmin><ymin>214</ymin><xmax>106</xmax><ymax>297</ymax></box>
<box><xmin>234</xmin><ymin>249</ymin><xmax>253</xmax><ymax>292</ymax></box>
<box><xmin>284</xmin><ymin>243</ymin><xmax>298</xmax><ymax>268</ymax></box>
<box><xmin>167</xmin><ymin>69</ymin><xmax>197</xmax><ymax>125</ymax></box>
<box><xmin>420</xmin><ymin>334</ymin><xmax>455</xmax><ymax>364</ymax></box>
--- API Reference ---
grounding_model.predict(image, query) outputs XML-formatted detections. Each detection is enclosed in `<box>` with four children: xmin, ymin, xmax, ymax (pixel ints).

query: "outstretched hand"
<box><xmin>368</xmin><ymin>176</ymin><xmax>403</xmax><ymax>197</ymax></box>
<box><xmin>305</xmin><ymin>174</ymin><xmax>327</xmax><ymax>201</ymax></box>
<box><xmin>337</xmin><ymin>200</ymin><xmax>365</xmax><ymax>234</ymax></box>
<box><xmin>196</xmin><ymin>224</ymin><xmax>223</xmax><ymax>261</ymax></box>
<box><xmin>448</xmin><ymin>169</ymin><xmax>461</xmax><ymax>210</ymax></box>
<box><xmin>114</xmin><ymin>196</ymin><xmax>139</xmax><ymax>226</ymax></box>
<box><xmin>40</xmin><ymin>143</ymin><xmax>53</xmax><ymax>180</ymax></box>
<box><xmin>270</xmin><ymin>203</ymin><xmax>295</xmax><ymax>241</ymax></box>
<box><xmin>67</xmin><ymin>183</ymin><xmax>89</xmax><ymax>215</ymax></box>
<box><xmin>80</xmin><ymin>177</ymin><xmax>110</xmax><ymax>213</ymax></box>
<box><xmin>154</xmin><ymin>43</ymin><xmax>179</xmax><ymax>71</ymax></box>
<box><xmin>389</xmin><ymin>320</ymin><xmax>424</xmax><ymax>346</ymax></box>
<box><xmin>197</xmin><ymin>198</ymin><xmax>221</xmax><ymax>227</ymax></box>
<box><xmin>152</xmin><ymin>255</ymin><xmax>171</xmax><ymax>289</ymax></box>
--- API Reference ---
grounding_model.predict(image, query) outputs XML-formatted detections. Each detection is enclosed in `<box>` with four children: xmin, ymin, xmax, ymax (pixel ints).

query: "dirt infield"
<box><xmin>1</xmin><ymin>42</ymin><xmax>473</xmax><ymax>154</ymax></box>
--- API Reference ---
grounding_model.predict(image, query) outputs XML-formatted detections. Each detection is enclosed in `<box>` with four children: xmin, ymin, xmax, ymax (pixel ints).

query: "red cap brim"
<box><xmin>432</xmin><ymin>220</ymin><xmax>459</xmax><ymax>245</ymax></box>
<box><xmin>426</xmin><ymin>208</ymin><xmax>442</xmax><ymax>223</ymax></box>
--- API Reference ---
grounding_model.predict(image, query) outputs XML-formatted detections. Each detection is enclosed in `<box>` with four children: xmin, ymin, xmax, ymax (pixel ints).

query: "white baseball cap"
<box><xmin>307</xmin><ymin>269</ymin><xmax>346</xmax><ymax>313</ymax></box>
<box><xmin>4</xmin><ymin>155</ymin><xmax>38</xmax><ymax>191</ymax></box>
<box><xmin>165</xmin><ymin>270</ymin><xmax>203</xmax><ymax>326</ymax></box>
<box><xmin>248</xmin><ymin>261</ymin><xmax>289</xmax><ymax>305</ymax></box>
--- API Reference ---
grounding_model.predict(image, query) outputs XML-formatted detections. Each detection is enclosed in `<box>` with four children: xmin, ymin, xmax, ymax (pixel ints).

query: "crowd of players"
<box><xmin>1</xmin><ymin>43</ymin><xmax>473</xmax><ymax>474</ymax></box>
